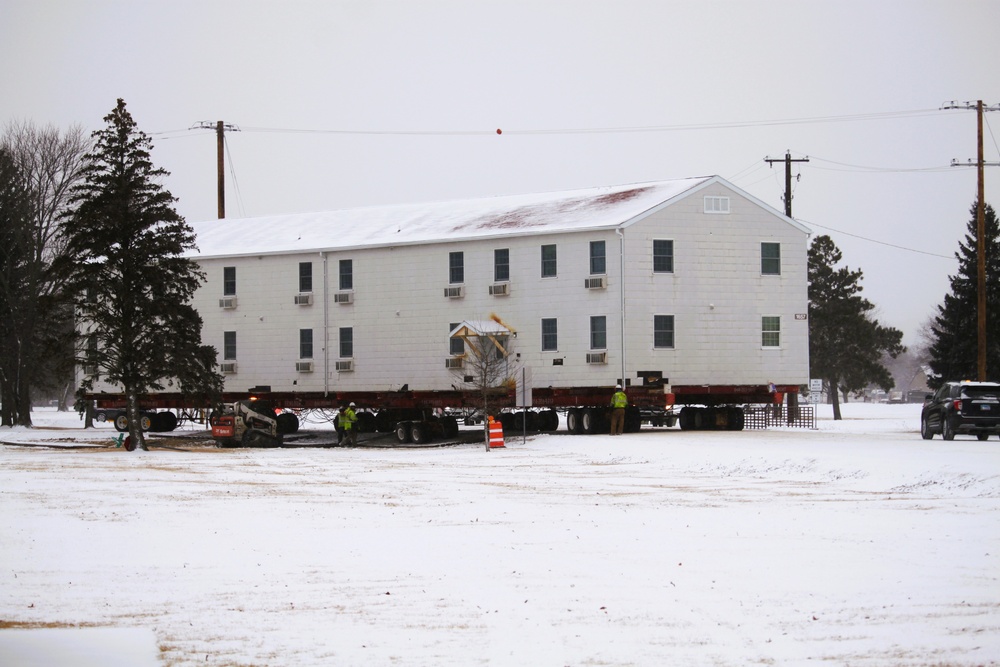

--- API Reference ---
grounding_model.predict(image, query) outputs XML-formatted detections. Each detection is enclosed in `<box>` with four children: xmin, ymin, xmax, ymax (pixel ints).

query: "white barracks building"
<box><xmin>185</xmin><ymin>176</ymin><xmax>810</xmax><ymax>396</ymax></box>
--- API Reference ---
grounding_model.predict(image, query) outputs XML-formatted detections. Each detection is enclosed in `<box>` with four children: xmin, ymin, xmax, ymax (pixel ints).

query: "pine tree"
<box><xmin>808</xmin><ymin>235</ymin><xmax>904</xmax><ymax>419</ymax></box>
<box><xmin>927</xmin><ymin>201</ymin><xmax>1000</xmax><ymax>386</ymax></box>
<box><xmin>60</xmin><ymin>99</ymin><xmax>222</xmax><ymax>450</ymax></box>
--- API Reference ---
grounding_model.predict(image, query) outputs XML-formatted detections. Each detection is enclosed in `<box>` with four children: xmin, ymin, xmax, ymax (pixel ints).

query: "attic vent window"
<box><xmin>704</xmin><ymin>196</ymin><xmax>730</xmax><ymax>214</ymax></box>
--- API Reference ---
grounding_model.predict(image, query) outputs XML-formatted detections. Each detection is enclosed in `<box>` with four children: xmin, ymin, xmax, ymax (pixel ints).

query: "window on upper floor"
<box><xmin>339</xmin><ymin>259</ymin><xmax>353</xmax><ymax>291</ymax></box>
<box><xmin>223</xmin><ymin>267</ymin><xmax>236</xmax><ymax>296</ymax></box>
<box><xmin>653</xmin><ymin>239</ymin><xmax>674</xmax><ymax>273</ymax></box>
<box><xmin>704</xmin><ymin>196</ymin><xmax>730</xmax><ymax>214</ymax></box>
<box><xmin>541</xmin><ymin>244</ymin><xmax>557</xmax><ymax>278</ymax></box>
<box><xmin>449</xmin><ymin>251</ymin><xmax>464</xmax><ymax>284</ymax></box>
<box><xmin>299</xmin><ymin>262</ymin><xmax>313</xmax><ymax>293</ymax></box>
<box><xmin>590</xmin><ymin>241</ymin><xmax>606</xmax><ymax>275</ymax></box>
<box><xmin>761</xmin><ymin>242</ymin><xmax>781</xmax><ymax>275</ymax></box>
<box><xmin>494</xmin><ymin>248</ymin><xmax>509</xmax><ymax>282</ymax></box>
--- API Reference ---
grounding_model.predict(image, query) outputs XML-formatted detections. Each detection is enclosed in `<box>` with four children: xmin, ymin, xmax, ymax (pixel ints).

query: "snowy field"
<box><xmin>1</xmin><ymin>403</ymin><xmax>998</xmax><ymax>667</ymax></box>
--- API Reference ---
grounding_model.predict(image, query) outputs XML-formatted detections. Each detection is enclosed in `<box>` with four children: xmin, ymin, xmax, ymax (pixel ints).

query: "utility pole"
<box><xmin>764</xmin><ymin>151</ymin><xmax>809</xmax><ymax>218</ymax></box>
<box><xmin>191</xmin><ymin>121</ymin><xmax>240</xmax><ymax>219</ymax></box>
<box><xmin>943</xmin><ymin>100</ymin><xmax>1000</xmax><ymax>381</ymax></box>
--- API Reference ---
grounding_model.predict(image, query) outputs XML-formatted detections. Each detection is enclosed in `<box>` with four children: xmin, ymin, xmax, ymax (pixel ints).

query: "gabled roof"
<box><xmin>188</xmin><ymin>175</ymin><xmax>804</xmax><ymax>259</ymax></box>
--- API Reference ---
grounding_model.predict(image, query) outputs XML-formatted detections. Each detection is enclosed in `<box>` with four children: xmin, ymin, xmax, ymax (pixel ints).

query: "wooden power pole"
<box><xmin>764</xmin><ymin>150</ymin><xmax>809</xmax><ymax>218</ymax></box>
<box><xmin>192</xmin><ymin>121</ymin><xmax>240</xmax><ymax>219</ymax></box>
<box><xmin>944</xmin><ymin>100</ymin><xmax>1000</xmax><ymax>380</ymax></box>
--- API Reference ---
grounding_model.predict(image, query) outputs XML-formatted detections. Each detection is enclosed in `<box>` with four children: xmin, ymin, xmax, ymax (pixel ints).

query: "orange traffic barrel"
<box><xmin>488</xmin><ymin>417</ymin><xmax>505</xmax><ymax>449</ymax></box>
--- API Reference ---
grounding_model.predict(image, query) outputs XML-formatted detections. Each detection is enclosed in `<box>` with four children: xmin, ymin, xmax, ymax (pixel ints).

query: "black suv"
<box><xmin>920</xmin><ymin>381</ymin><xmax>1000</xmax><ymax>440</ymax></box>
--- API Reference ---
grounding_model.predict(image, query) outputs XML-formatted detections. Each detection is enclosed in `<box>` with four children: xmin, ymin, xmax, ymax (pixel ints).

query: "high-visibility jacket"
<box><xmin>342</xmin><ymin>407</ymin><xmax>357</xmax><ymax>430</ymax></box>
<box><xmin>611</xmin><ymin>391</ymin><xmax>627</xmax><ymax>409</ymax></box>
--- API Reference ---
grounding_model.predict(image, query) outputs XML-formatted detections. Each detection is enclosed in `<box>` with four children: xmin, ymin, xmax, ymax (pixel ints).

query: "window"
<box><xmin>300</xmin><ymin>329</ymin><xmax>313</xmax><ymax>359</ymax></box>
<box><xmin>223</xmin><ymin>267</ymin><xmax>236</xmax><ymax>296</ymax></box>
<box><xmin>541</xmin><ymin>318</ymin><xmax>558</xmax><ymax>351</ymax></box>
<box><xmin>449</xmin><ymin>322</ymin><xmax>464</xmax><ymax>356</ymax></box>
<box><xmin>653</xmin><ymin>239</ymin><xmax>674</xmax><ymax>273</ymax></box>
<box><xmin>704</xmin><ymin>196</ymin><xmax>730</xmax><ymax>214</ymax></box>
<box><xmin>590</xmin><ymin>316</ymin><xmax>607</xmax><ymax>350</ymax></box>
<box><xmin>494</xmin><ymin>248</ymin><xmax>510</xmax><ymax>282</ymax></box>
<box><xmin>339</xmin><ymin>327</ymin><xmax>354</xmax><ymax>358</ymax></box>
<box><xmin>654</xmin><ymin>315</ymin><xmax>675</xmax><ymax>348</ymax></box>
<box><xmin>449</xmin><ymin>251</ymin><xmax>464</xmax><ymax>284</ymax></box>
<box><xmin>761</xmin><ymin>242</ymin><xmax>781</xmax><ymax>275</ymax></box>
<box><xmin>339</xmin><ymin>259</ymin><xmax>353</xmax><ymax>291</ymax></box>
<box><xmin>589</xmin><ymin>241</ymin><xmax>606</xmax><ymax>275</ymax></box>
<box><xmin>298</xmin><ymin>262</ymin><xmax>312</xmax><ymax>293</ymax></box>
<box><xmin>223</xmin><ymin>331</ymin><xmax>236</xmax><ymax>360</ymax></box>
<box><xmin>762</xmin><ymin>316</ymin><xmax>781</xmax><ymax>347</ymax></box>
<box><xmin>541</xmin><ymin>244</ymin><xmax>557</xmax><ymax>278</ymax></box>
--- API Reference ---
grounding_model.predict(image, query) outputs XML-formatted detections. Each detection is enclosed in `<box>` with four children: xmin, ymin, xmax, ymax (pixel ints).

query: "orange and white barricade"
<box><xmin>487</xmin><ymin>416</ymin><xmax>505</xmax><ymax>449</ymax></box>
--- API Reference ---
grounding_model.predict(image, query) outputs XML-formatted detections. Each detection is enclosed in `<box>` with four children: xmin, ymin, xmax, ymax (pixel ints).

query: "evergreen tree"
<box><xmin>0</xmin><ymin>148</ymin><xmax>36</xmax><ymax>426</ymax></box>
<box><xmin>60</xmin><ymin>99</ymin><xmax>222</xmax><ymax>450</ymax></box>
<box><xmin>927</xmin><ymin>201</ymin><xmax>1000</xmax><ymax>386</ymax></box>
<box><xmin>808</xmin><ymin>235</ymin><xmax>904</xmax><ymax>419</ymax></box>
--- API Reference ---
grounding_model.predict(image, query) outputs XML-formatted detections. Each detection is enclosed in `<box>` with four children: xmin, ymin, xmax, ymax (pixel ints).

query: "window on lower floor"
<box><xmin>340</xmin><ymin>327</ymin><xmax>353</xmax><ymax>358</ymax></box>
<box><xmin>654</xmin><ymin>315</ymin><xmax>675</xmax><ymax>348</ymax></box>
<box><xmin>762</xmin><ymin>316</ymin><xmax>781</xmax><ymax>347</ymax></box>
<box><xmin>300</xmin><ymin>329</ymin><xmax>313</xmax><ymax>359</ymax></box>
<box><xmin>223</xmin><ymin>331</ymin><xmax>236</xmax><ymax>360</ymax></box>
<box><xmin>541</xmin><ymin>318</ymin><xmax>558</xmax><ymax>351</ymax></box>
<box><xmin>590</xmin><ymin>316</ymin><xmax>607</xmax><ymax>350</ymax></box>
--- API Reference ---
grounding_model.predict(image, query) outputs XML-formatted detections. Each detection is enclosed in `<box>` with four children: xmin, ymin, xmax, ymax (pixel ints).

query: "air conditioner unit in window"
<box><xmin>586</xmin><ymin>352</ymin><xmax>607</xmax><ymax>365</ymax></box>
<box><xmin>489</xmin><ymin>282</ymin><xmax>510</xmax><ymax>296</ymax></box>
<box><xmin>219</xmin><ymin>296</ymin><xmax>238</xmax><ymax>309</ymax></box>
<box><xmin>220</xmin><ymin>362</ymin><xmax>238</xmax><ymax>373</ymax></box>
<box><xmin>445</xmin><ymin>357</ymin><xmax>464</xmax><ymax>369</ymax></box>
<box><xmin>444</xmin><ymin>286</ymin><xmax>465</xmax><ymax>299</ymax></box>
<box><xmin>295</xmin><ymin>361</ymin><xmax>314</xmax><ymax>372</ymax></box>
<box><xmin>584</xmin><ymin>276</ymin><xmax>607</xmax><ymax>290</ymax></box>
<box><xmin>294</xmin><ymin>294</ymin><xmax>313</xmax><ymax>306</ymax></box>
<box><xmin>334</xmin><ymin>292</ymin><xmax>354</xmax><ymax>304</ymax></box>
<box><xmin>335</xmin><ymin>360</ymin><xmax>354</xmax><ymax>372</ymax></box>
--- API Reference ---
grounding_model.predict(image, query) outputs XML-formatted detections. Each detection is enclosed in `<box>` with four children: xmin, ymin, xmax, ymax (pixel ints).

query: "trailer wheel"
<box><xmin>160</xmin><ymin>411</ymin><xmax>178</xmax><ymax>432</ymax></box>
<box><xmin>442</xmin><ymin>416</ymin><xmax>459</xmax><ymax>438</ymax></box>
<box><xmin>540</xmin><ymin>409</ymin><xmax>558</xmax><ymax>431</ymax></box>
<box><xmin>114</xmin><ymin>413</ymin><xmax>129</xmax><ymax>432</ymax></box>
<box><xmin>410</xmin><ymin>422</ymin><xmax>430</xmax><ymax>444</ymax></box>
<box><xmin>566</xmin><ymin>408</ymin><xmax>582</xmax><ymax>434</ymax></box>
<box><xmin>582</xmin><ymin>408</ymin><xmax>599</xmax><ymax>435</ymax></box>
<box><xmin>395</xmin><ymin>422</ymin><xmax>412</xmax><ymax>444</ymax></box>
<box><xmin>95</xmin><ymin>410</ymin><xmax>108</xmax><ymax>423</ymax></box>
<box><xmin>276</xmin><ymin>412</ymin><xmax>300</xmax><ymax>434</ymax></box>
<box><xmin>356</xmin><ymin>411</ymin><xmax>375</xmax><ymax>433</ymax></box>
<box><xmin>139</xmin><ymin>414</ymin><xmax>152</xmax><ymax>431</ymax></box>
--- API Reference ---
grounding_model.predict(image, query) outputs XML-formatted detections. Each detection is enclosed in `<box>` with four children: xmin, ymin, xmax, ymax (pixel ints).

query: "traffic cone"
<box><xmin>487</xmin><ymin>416</ymin><xmax>505</xmax><ymax>449</ymax></box>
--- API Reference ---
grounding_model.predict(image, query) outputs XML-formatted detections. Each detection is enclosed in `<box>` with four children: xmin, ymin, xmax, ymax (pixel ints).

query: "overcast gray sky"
<box><xmin>3</xmin><ymin>0</ymin><xmax>999</xmax><ymax>347</ymax></box>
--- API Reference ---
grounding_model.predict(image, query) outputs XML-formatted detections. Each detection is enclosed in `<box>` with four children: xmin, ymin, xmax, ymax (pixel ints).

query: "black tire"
<box><xmin>356</xmin><ymin>411</ymin><xmax>375</xmax><ymax>433</ymax></box>
<box><xmin>149</xmin><ymin>412</ymin><xmax>168</xmax><ymax>432</ymax></box>
<box><xmin>375</xmin><ymin>410</ymin><xmax>395</xmax><ymax>433</ymax></box>
<box><xmin>566</xmin><ymin>408</ymin><xmax>582</xmax><ymax>434</ymax></box>
<box><xmin>95</xmin><ymin>411</ymin><xmax>108</xmax><ymax>423</ymax></box>
<box><xmin>410</xmin><ymin>422</ymin><xmax>429</xmax><ymax>444</ymax></box>
<box><xmin>139</xmin><ymin>414</ymin><xmax>152</xmax><ymax>432</ymax></box>
<box><xmin>920</xmin><ymin>417</ymin><xmax>934</xmax><ymax>440</ymax></box>
<box><xmin>942</xmin><ymin>417</ymin><xmax>956</xmax><ymax>441</ymax></box>
<box><xmin>160</xmin><ymin>411</ymin><xmax>178</xmax><ymax>432</ymax></box>
<box><xmin>678</xmin><ymin>407</ymin><xmax>692</xmax><ymax>431</ymax></box>
<box><xmin>977</xmin><ymin>433</ymin><xmax>989</xmax><ymax>441</ymax></box>
<box><xmin>276</xmin><ymin>412</ymin><xmax>300</xmax><ymax>435</ymax></box>
<box><xmin>395</xmin><ymin>422</ymin><xmax>412</xmax><ymax>444</ymax></box>
<box><xmin>582</xmin><ymin>408</ymin><xmax>599</xmax><ymax>435</ymax></box>
<box><xmin>624</xmin><ymin>406</ymin><xmax>642</xmax><ymax>433</ymax></box>
<box><xmin>114</xmin><ymin>413</ymin><xmax>129</xmax><ymax>432</ymax></box>
<box><xmin>542</xmin><ymin>409</ymin><xmax>559</xmax><ymax>432</ymax></box>
<box><xmin>442</xmin><ymin>416</ymin><xmax>459</xmax><ymax>438</ymax></box>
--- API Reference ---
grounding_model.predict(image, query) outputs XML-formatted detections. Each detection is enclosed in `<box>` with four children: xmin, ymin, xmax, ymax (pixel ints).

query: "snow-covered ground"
<box><xmin>1</xmin><ymin>403</ymin><xmax>998</xmax><ymax>666</ymax></box>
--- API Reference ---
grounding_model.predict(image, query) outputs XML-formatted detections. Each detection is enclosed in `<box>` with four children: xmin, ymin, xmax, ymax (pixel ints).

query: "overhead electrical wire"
<box><xmin>797</xmin><ymin>217</ymin><xmax>954</xmax><ymax>260</ymax></box>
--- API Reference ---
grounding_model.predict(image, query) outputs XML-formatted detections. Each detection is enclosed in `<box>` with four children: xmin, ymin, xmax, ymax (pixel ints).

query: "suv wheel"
<box><xmin>920</xmin><ymin>416</ymin><xmax>934</xmax><ymax>440</ymax></box>
<box><xmin>942</xmin><ymin>417</ymin><xmax>956</xmax><ymax>441</ymax></box>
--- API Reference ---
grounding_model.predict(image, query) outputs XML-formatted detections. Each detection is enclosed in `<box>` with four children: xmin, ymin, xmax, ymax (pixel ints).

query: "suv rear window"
<box><xmin>960</xmin><ymin>385</ymin><xmax>1000</xmax><ymax>399</ymax></box>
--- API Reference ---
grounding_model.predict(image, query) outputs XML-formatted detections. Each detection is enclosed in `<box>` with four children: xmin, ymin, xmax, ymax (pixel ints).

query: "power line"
<box><xmin>799</xmin><ymin>217</ymin><xmax>953</xmax><ymax>259</ymax></box>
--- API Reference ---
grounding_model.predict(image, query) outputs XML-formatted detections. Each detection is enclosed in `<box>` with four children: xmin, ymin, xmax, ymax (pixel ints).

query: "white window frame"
<box><xmin>704</xmin><ymin>196</ymin><xmax>730</xmax><ymax>214</ymax></box>
<box><xmin>762</xmin><ymin>316</ymin><xmax>781</xmax><ymax>348</ymax></box>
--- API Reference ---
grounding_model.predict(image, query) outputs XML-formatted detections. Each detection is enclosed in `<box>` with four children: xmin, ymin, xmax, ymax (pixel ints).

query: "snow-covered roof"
<box><xmin>188</xmin><ymin>177</ymin><xmax>720</xmax><ymax>259</ymax></box>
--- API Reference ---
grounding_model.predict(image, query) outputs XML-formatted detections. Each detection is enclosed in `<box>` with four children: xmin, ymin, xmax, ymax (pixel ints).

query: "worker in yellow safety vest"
<box><xmin>342</xmin><ymin>402</ymin><xmax>358</xmax><ymax>446</ymax></box>
<box><xmin>610</xmin><ymin>385</ymin><xmax>628</xmax><ymax>435</ymax></box>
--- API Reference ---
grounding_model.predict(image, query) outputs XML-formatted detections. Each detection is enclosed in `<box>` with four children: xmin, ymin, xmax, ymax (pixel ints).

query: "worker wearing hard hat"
<box><xmin>342</xmin><ymin>402</ymin><xmax>358</xmax><ymax>446</ymax></box>
<box><xmin>610</xmin><ymin>385</ymin><xmax>627</xmax><ymax>435</ymax></box>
